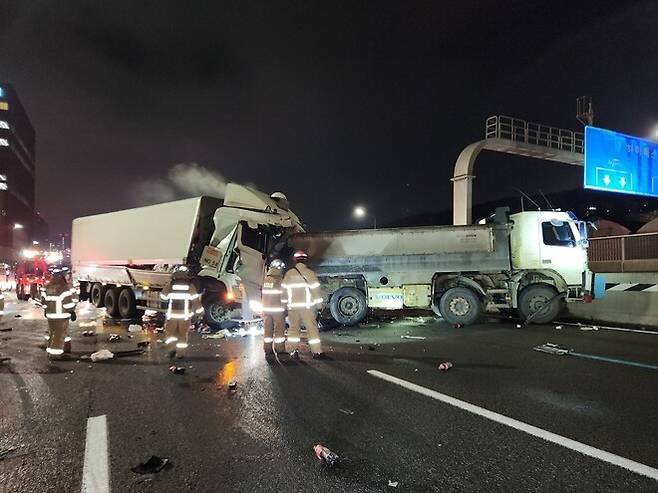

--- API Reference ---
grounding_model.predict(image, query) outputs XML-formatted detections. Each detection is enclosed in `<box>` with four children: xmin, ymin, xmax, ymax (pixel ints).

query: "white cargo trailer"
<box><xmin>290</xmin><ymin>209</ymin><xmax>599</xmax><ymax>326</ymax></box>
<box><xmin>72</xmin><ymin>184</ymin><xmax>303</xmax><ymax>324</ymax></box>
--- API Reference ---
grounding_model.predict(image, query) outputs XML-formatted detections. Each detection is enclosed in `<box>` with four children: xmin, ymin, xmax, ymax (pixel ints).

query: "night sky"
<box><xmin>1</xmin><ymin>0</ymin><xmax>657</xmax><ymax>234</ymax></box>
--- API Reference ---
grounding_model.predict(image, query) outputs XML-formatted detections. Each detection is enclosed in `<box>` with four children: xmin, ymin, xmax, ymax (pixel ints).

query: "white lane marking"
<box><xmin>82</xmin><ymin>415</ymin><xmax>110</xmax><ymax>493</ymax></box>
<box><xmin>555</xmin><ymin>322</ymin><xmax>658</xmax><ymax>336</ymax></box>
<box><xmin>367</xmin><ymin>369</ymin><xmax>658</xmax><ymax>481</ymax></box>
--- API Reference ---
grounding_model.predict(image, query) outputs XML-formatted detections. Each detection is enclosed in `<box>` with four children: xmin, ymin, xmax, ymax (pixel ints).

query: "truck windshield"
<box><xmin>542</xmin><ymin>221</ymin><xmax>575</xmax><ymax>247</ymax></box>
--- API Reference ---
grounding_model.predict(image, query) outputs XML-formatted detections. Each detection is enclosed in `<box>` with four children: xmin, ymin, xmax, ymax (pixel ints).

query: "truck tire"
<box><xmin>329</xmin><ymin>287</ymin><xmax>368</xmax><ymax>326</ymax></box>
<box><xmin>438</xmin><ymin>287</ymin><xmax>482</xmax><ymax>326</ymax></box>
<box><xmin>517</xmin><ymin>284</ymin><xmax>562</xmax><ymax>324</ymax></box>
<box><xmin>104</xmin><ymin>287</ymin><xmax>121</xmax><ymax>318</ymax></box>
<box><xmin>203</xmin><ymin>292</ymin><xmax>229</xmax><ymax>328</ymax></box>
<box><xmin>118</xmin><ymin>287</ymin><xmax>138</xmax><ymax>319</ymax></box>
<box><xmin>91</xmin><ymin>283</ymin><xmax>107</xmax><ymax>308</ymax></box>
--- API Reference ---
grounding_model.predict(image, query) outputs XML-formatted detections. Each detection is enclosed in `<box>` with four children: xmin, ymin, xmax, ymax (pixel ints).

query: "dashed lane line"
<box><xmin>367</xmin><ymin>369</ymin><xmax>658</xmax><ymax>481</ymax></box>
<box><xmin>82</xmin><ymin>415</ymin><xmax>110</xmax><ymax>493</ymax></box>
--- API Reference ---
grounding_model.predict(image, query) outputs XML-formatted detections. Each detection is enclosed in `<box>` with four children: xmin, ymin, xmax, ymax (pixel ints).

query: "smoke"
<box><xmin>131</xmin><ymin>163</ymin><xmax>228</xmax><ymax>206</ymax></box>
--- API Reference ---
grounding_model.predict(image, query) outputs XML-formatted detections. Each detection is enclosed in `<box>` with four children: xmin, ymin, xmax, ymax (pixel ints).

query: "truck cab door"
<box><xmin>538</xmin><ymin>219</ymin><xmax>586</xmax><ymax>286</ymax></box>
<box><xmin>233</xmin><ymin>221</ymin><xmax>269</xmax><ymax>318</ymax></box>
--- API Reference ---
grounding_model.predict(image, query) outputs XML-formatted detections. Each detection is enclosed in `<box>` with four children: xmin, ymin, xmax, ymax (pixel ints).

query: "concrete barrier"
<box><xmin>566</xmin><ymin>272</ymin><xmax>658</xmax><ymax>328</ymax></box>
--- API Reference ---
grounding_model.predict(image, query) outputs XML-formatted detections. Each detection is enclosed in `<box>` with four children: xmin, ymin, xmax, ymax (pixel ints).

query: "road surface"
<box><xmin>1</xmin><ymin>294</ymin><xmax>657</xmax><ymax>492</ymax></box>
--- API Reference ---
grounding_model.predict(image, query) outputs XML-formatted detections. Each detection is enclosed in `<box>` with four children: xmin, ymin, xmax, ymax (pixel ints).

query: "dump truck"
<box><xmin>290</xmin><ymin>208</ymin><xmax>601</xmax><ymax>326</ymax></box>
<box><xmin>71</xmin><ymin>184</ymin><xmax>303</xmax><ymax>325</ymax></box>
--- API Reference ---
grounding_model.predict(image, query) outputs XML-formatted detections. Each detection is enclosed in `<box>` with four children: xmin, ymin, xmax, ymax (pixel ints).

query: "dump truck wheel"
<box><xmin>202</xmin><ymin>291</ymin><xmax>230</xmax><ymax>328</ymax></box>
<box><xmin>104</xmin><ymin>287</ymin><xmax>121</xmax><ymax>318</ymax></box>
<box><xmin>329</xmin><ymin>287</ymin><xmax>368</xmax><ymax>326</ymax></box>
<box><xmin>438</xmin><ymin>287</ymin><xmax>482</xmax><ymax>325</ymax></box>
<box><xmin>118</xmin><ymin>287</ymin><xmax>137</xmax><ymax>319</ymax></box>
<box><xmin>517</xmin><ymin>284</ymin><xmax>562</xmax><ymax>324</ymax></box>
<box><xmin>90</xmin><ymin>283</ymin><xmax>107</xmax><ymax>308</ymax></box>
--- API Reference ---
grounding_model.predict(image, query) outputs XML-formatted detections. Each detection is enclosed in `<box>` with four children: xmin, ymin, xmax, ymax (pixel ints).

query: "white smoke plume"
<box><xmin>132</xmin><ymin>163</ymin><xmax>228</xmax><ymax>206</ymax></box>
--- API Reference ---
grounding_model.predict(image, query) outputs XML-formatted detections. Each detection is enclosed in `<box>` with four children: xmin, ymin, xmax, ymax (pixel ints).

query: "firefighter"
<box><xmin>261</xmin><ymin>259</ymin><xmax>286</xmax><ymax>356</ymax></box>
<box><xmin>42</xmin><ymin>268</ymin><xmax>76</xmax><ymax>359</ymax></box>
<box><xmin>282</xmin><ymin>250</ymin><xmax>325</xmax><ymax>359</ymax></box>
<box><xmin>160</xmin><ymin>267</ymin><xmax>203</xmax><ymax>360</ymax></box>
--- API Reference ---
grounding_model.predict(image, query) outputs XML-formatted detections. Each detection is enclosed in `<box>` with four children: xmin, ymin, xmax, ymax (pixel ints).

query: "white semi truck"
<box><xmin>291</xmin><ymin>208</ymin><xmax>600</xmax><ymax>326</ymax></box>
<box><xmin>71</xmin><ymin>184</ymin><xmax>303</xmax><ymax>325</ymax></box>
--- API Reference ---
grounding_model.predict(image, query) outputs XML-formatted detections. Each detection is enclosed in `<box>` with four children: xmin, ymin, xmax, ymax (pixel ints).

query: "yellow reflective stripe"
<box><xmin>262</xmin><ymin>289</ymin><xmax>283</xmax><ymax>294</ymax></box>
<box><xmin>262</xmin><ymin>307</ymin><xmax>285</xmax><ymax>312</ymax></box>
<box><xmin>274</xmin><ymin>337</ymin><xmax>286</xmax><ymax>343</ymax></box>
<box><xmin>308</xmin><ymin>338</ymin><xmax>321</xmax><ymax>345</ymax></box>
<box><xmin>263</xmin><ymin>337</ymin><xmax>274</xmax><ymax>343</ymax></box>
<box><xmin>46</xmin><ymin>347</ymin><xmax>64</xmax><ymax>355</ymax></box>
<box><xmin>46</xmin><ymin>313</ymin><xmax>71</xmax><ymax>319</ymax></box>
<box><xmin>172</xmin><ymin>284</ymin><xmax>190</xmax><ymax>291</ymax></box>
<box><xmin>287</xmin><ymin>337</ymin><xmax>301</xmax><ymax>343</ymax></box>
<box><xmin>165</xmin><ymin>337</ymin><xmax>178</xmax><ymax>344</ymax></box>
<box><xmin>175</xmin><ymin>342</ymin><xmax>189</xmax><ymax>349</ymax></box>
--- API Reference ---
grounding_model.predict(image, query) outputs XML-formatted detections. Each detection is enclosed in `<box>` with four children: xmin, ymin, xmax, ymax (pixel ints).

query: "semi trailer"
<box><xmin>71</xmin><ymin>184</ymin><xmax>303</xmax><ymax>325</ymax></box>
<box><xmin>290</xmin><ymin>208</ymin><xmax>600</xmax><ymax>326</ymax></box>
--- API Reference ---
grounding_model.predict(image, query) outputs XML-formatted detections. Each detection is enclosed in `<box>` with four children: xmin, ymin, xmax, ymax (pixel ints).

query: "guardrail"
<box><xmin>485</xmin><ymin>115</ymin><xmax>584</xmax><ymax>154</ymax></box>
<box><xmin>588</xmin><ymin>232</ymin><xmax>658</xmax><ymax>272</ymax></box>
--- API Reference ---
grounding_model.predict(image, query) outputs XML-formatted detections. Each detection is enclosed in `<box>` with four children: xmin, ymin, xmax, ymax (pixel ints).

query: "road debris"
<box><xmin>579</xmin><ymin>325</ymin><xmax>599</xmax><ymax>331</ymax></box>
<box><xmin>555</xmin><ymin>325</ymin><xmax>563</xmax><ymax>330</ymax></box>
<box><xmin>533</xmin><ymin>342</ymin><xmax>571</xmax><ymax>356</ymax></box>
<box><xmin>438</xmin><ymin>362</ymin><xmax>453</xmax><ymax>371</ymax></box>
<box><xmin>128</xmin><ymin>324</ymin><xmax>143</xmax><ymax>332</ymax></box>
<box><xmin>388</xmin><ymin>480</ymin><xmax>399</xmax><ymax>487</ymax></box>
<box><xmin>108</xmin><ymin>334</ymin><xmax>121</xmax><ymax>343</ymax></box>
<box><xmin>202</xmin><ymin>329</ymin><xmax>231</xmax><ymax>339</ymax></box>
<box><xmin>313</xmin><ymin>444</ymin><xmax>338</xmax><ymax>467</ymax></box>
<box><xmin>0</xmin><ymin>327</ymin><xmax>12</xmax><ymax>332</ymax></box>
<box><xmin>131</xmin><ymin>455</ymin><xmax>170</xmax><ymax>474</ymax></box>
<box><xmin>82</xmin><ymin>330</ymin><xmax>95</xmax><ymax>337</ymax></box>
<box><xmin>0</xmin><ymin>446</ymin><xmax>19</xmax><ymax>461</ymax></box>
<box><xmin>137</xmin><ymin>341</ymin><xmax>150</xmax><ymax>348</ymax></box>
<box><xmin>338</xmin><ymin>408</ymin><xmax>354</xmax><ymax>415</ymax></box>
<box><xmin>401</xmin><ymin>335</ymin><xmax>426</xmax><ymax>340</ymax></box>
<box><xmin>169</xmin><ymin>365</ymin><xmax>186</xmax><ymax>375</ymax></box>
<box><xmin>14</xmin><ymin>314</ymin><xmax>21</xmax><ymax>318</ymax></box>
<box><xmin>228</xmin><ymin>380</ymin><xmax>237</xmax><ymax>390</ymax></box>
<box><xmin>90</xmin><ymin>349</ymin><xmax>114</xmax><ymax>362</ymax></box>
<box><xmin>515</xmin><ymin>324</ymin><xmax>522</xmax><ymax>329</ymax></box>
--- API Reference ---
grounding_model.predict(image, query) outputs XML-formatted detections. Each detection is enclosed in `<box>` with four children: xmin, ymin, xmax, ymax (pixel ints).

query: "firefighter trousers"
<box><xmin>47</xmin><ymin>319</ymin><xmax>69</xmax><ymax>356</ymax></box>
<box><xmin>164</xmin><ymin>319</ymin><xmax>191</xmax><ymax>356</ymax></box>
<box><xmin>263</xmin><ymin>313</ymin><xmax>286</xmax><ymax>354</ymax></box>
<box><xmin>286</xmin><ymin>309</ymin><xmax>323</xmax><ymax>354</ymax></box>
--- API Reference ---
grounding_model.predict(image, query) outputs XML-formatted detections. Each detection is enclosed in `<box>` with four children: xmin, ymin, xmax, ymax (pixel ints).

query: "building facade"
<box><xmin>0</xmin><ymin>82</ymin><xmax>43</xmax><ymax>261</ymax></box>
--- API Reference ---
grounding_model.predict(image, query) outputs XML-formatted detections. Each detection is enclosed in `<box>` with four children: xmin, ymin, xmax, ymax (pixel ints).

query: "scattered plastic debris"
<box><xmin>169</xmin><ymin>365</ymin><xmax>185</xmax><ymax>375</ymax></box>
<box><xmin>0</xmin><ymin>327</ymin><xmax>12</xmax><ymax>332</ymax></box>
<box><xmin>313</xmin><ymin>444</ymin><xmax>338</xmax><ymax>467</ymax></box>
<box><xmin>131</xmin><ymin>456</ymin><xmax>170</xmax><ymax>474</ymax></box>
<box><xmin>201</xmin><ymin>329</ymin><xmax>230</xmax><ymax>339</ymax></box>
<box><xmin>228</xmin><ymin>380</ymin><xmax>237</xmax><ymax>390</ymax></box>
<box><xmin>579</xmin><ymin>325</ymin><xmax>599</xmax><ymax>331</ymax></box>
<box><xmin>90</xmin><ymin>349</ymin><xmax>114</xmax><ymax>362</ymax></box>
<box><xmin>401</xmin><ymin>335</ymin><xmax>425</xmax><ymax>340</ymax></box>
<box><xmin>14</xmin><ymin>314</ymin><xmax>21</xmax><ymax>318</ymax></box>
<box><xmin>533</xmin><ymin>342</ymin><xmax>571</xmax><ymax>356</ymax></box>
<box><xmin>338</xmin><ymin>408</ymin><xmax>354</xmax><ymax>415</ymax></box>
<box><xmin>388</xmin><ymin>480</ymin><xmax>399</xmax><ymax>487</ymax></box>
<box><xmin>515</xmin><ymin>324</ymin><xmax>522</xmax><ymax>329</ymax></box>
<box><xmin>108</xmin><ymin>334</ymin><xmax>121</xmax><ymax>343</ymax></box>
<box><xmin>82</xmin><ymin>330</ymin><xmax>95</xmax><ymax>337</ymax></box>
<box><xmin>555</xmin><ymin>325</ymin><xmax>563</xmax><ymax>330</ymax></box>
<box><xmin>128</xmin><ymin>324</ymin><xmax>143</xmax><ymax>332</ymax></box>
<box><xmin>438</xmin><ymin>362</ymin><xmax>453</xmax><ymax>371</ymax></box>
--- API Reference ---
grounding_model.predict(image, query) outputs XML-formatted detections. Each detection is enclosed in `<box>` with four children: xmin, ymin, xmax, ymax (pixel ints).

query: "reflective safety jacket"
<box><xmin>261</xmin><ymin>272</ymin><xmax>284</xmax><ymax>313</ymax></box>
<box><xmin>282</xmin><ymin>263</ymin><xmax>323</xmax><ymax>310</ymax></box>
<box><xmin>160</xmin><ymin>280</ymin><xmax>203</xmax><ymax>321</ymax></box>
<box><xmin>42</xmin><ymin>278</ymin><xmax>76</xmax><ymax>320</ymax></box>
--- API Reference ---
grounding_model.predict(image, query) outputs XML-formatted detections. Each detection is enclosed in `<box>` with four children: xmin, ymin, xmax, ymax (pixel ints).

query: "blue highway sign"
<box><xmin>584</xmin><ymin>126</ymin><xmax>658</xmax><ymax>197</ymax></box>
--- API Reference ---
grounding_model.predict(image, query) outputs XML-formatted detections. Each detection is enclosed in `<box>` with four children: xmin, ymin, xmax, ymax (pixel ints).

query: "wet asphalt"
<box><xmin>1</xmin><ymin>294</ymin><xmax>658</xmax><ymax>492</ymax></box>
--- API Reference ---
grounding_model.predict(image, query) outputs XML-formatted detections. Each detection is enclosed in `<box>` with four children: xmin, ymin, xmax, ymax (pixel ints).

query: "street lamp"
<box><xmin>353</xmin><ymin>206</ymin><xmax>376</xmax><ymax>229</ymax></box>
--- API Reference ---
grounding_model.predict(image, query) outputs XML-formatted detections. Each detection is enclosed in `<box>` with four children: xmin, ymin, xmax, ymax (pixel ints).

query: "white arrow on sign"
<box><xmin>619</xmin><ymin>176</ymin><xmax>627</xmax><ymax>188</ymax></box>
<box><xmin>602</xmin><ymin>174</ymin><xmax>611</xmax><ymax>186</ymax></box>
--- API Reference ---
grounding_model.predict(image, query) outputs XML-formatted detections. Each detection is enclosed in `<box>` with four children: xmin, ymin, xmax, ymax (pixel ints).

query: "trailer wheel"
<box><xmin>438</xmin><ymin>287</ymin><xmax>482</xmax><ymax>325</ymax></box>
<box><xmin>329</xmin><ymin>287</ymin><xmax>368</xmax><ymax>326</ymax></box>
<box><xmin>118</xmin><ymin>287</ymin><xmax>137</xmax><ymax>319</ymax></box>
<box><xmin>90</xmin><ymin>283</ymin><xmax>107</xmax><ymax>308</ymax></box>
<box><xmin>104</xmin><ymin>287</ymin><xmax>121</xmax><ymax>318</ymax></box>
<box><xmin>517</xmin><ymin>284</ymin><xmax>562</xmax><ymax>324</ymax></box>
<box><xmin>202</xmin><ymin>292</ymin><xmax>230</xmax><ymax>328</ymax></box>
